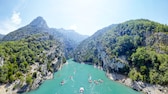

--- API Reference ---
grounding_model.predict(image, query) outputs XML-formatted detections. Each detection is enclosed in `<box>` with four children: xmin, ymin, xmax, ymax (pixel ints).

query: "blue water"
<box><xmin>26</xmin><ymin>59</ymin><xmax>142</xmax><ymax>94</ymax></box>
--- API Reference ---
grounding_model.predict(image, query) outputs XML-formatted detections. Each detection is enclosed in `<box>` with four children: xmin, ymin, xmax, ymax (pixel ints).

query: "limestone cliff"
<box><xmin>74</xmin><ymin>19</ymin><xmax>168</xmax><ymax>94</ymax></box>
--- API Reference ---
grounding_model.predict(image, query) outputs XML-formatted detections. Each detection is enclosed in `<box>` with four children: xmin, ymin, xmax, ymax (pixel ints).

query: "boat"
<box><xmin>60</xmin><ymin>80</ymin><xmax>64</xmax><ymax>86</ymax></box>
<box><xmin>98</xmin><ymin>79</ymin><xmax>103</xmax><ymax>83</ymax></box>
<box><xmin>88</xmin><ymin>79</ymin><xmax>92</xmax><ymax>83</ymax></box>
<box><xmin>70</xmin><ymin>76</ymin><xmax>73</xmax><ymax>79</ymax></box>
<box><xmin>93</xmin><ymin>80</ymin><xmax>99</xmax><ymax>85</ymax></box>
<box><xmin>88</xmin><ymin>74</ymin><xmax>92</xmax><ymax>83</ymax></box>
<box><xmin>79</xmin><ymin>87</ymin><xmax>84</xmax><ymax>93</ymax></box>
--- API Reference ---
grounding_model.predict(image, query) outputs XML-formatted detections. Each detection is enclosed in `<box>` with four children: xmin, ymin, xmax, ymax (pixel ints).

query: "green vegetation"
<box><xmin>26</xmin><ymin>75</ymin><xmax>33</xmax><ymax>85</ymax></box>
<box><xmin>0</xmin><ymin>17</ymin><xmax>69</xmax><ymax>92</ymax></box>
<box><xmin>130</xmin><ymin>47</ymin><xmax>168</xmax><ymax>85</ymax></box>
<box><xmin>75</xmin><ymin>19</ymin><xmax>168</xmax><ymax>85</ymax></box>
<box><xmin>0</xmin><ymin>33</ymin><xmax>55</xmax><ymax>84</ymax></box>
<box><xmin>112</xmin><ymin>35</ymin><xmax>135</xmax><ymax>56</ymax></box>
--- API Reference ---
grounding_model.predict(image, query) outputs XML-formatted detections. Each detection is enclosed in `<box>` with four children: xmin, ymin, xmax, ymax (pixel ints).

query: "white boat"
<box><xmin>88</xmin><ymin>75</ymin><xmax>92</xmax><ymax>83</ymax></box>
<box><xmin>79</xmin><ymin>87</ymin><xmax>84</xmax><ymax>93</ymax></box>
<box><xmin>98</xmin><ymin>79</ymin><xmax>103</xmax><ymax>83</ymax></box>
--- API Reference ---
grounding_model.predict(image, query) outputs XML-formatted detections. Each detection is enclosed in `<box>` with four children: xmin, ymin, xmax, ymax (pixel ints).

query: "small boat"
<box><xmin>98</xmin><ymin>79</ymin><xmax>103</xmax><ymax>83</ymax></box>
<box><xmin>70</xmin><ymin>76</ymin><xmax>73</xmax><ymax>79</ymax></box>
<box><xmin>79</xmin><ymin>87</ymin><xmax>84</xmax><ymax>93</ymax></box>
<box><xmin>60</xmin><ymin>80</ymin><xmax>64</xmax><ymax>86</ymax></box>
<box><xmin>94</xmin><ymin>80</ymin><xmax>99</xmax><ymax>85</ymax></box>
<box><xmin>88</xmin><ymin>74</ymin><xmax>92</xmax><ymax>83</ymax></box>
<box><xmin>88</xmin><ymin>79</ymin><xmax>92</xmax><ymax>83</ymax></box>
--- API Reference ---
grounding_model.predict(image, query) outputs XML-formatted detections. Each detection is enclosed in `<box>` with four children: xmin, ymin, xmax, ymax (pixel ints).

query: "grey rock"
<box><xmin>0</xmin><ymin>57</ymin><xmax>4</xmax><ymax>67</ymax></box>
<box><xmin>17</xmin><ymin>85</ymin><xmax>29</xmax><ymax>93</ymax></box>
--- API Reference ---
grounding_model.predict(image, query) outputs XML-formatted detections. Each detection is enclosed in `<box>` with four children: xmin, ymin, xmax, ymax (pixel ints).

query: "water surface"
<box><xmin>27</xmin><ymin>59</ymin><xmax>141</xmax><ymax>94</ymax></box>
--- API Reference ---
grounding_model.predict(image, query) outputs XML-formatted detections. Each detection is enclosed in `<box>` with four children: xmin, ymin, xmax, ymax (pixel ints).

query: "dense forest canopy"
<box><xmin>0</xmin><ymin>33</ymin><xmax>57</xmax><ymax>84</ymax></box>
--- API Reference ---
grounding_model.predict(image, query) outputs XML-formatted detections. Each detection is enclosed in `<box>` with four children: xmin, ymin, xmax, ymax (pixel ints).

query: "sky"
<box><xmin>0</xmin><ymin>0</ymin><xmax>168</xmax><ymax>35</ymax></box>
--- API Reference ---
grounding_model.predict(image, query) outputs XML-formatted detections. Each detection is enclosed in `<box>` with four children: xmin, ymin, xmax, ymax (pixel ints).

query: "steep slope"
<box><xmin>2</xmin><ymin>17</ymin><xmax>49</xmax><ymax>41</ymax></box>
<box><xmin>0</xmin><ymin>16</ymin><xmax>88</xmax><ymax>93</ymax></box>
<box><xmin>48</xmin><ymin>28</ymin><xmax>88</xmax><ymax>58</ymax></box>
<box><xmin>0</xmin><ymin>33</ymin><xmax>66</xmax><ymax>93</ymax></box>
<box><xmin>0</xmin><ymin>34</ymin><xmax>4</xmax><ymax>40</ymax></box>
<box><xmin>74</xmin><ymin>24</ymin><xmax>117</xmax><ymax>64</ymax></box>
<box><xmin>28</xmin><ymin>16</ymin><xmax>48</xmax><ymax>28</ymax></box>
<box><xmin>57</xmin><ymin>28</ymin><xmax>88</xmax><ymax>43</ymax></box>
<box><xmin>74</xmin><ymin>19</ymin><xmax>168</xmax><ymax>86</ymax></box>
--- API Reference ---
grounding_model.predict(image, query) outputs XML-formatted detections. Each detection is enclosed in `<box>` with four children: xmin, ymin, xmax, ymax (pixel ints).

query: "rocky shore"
<box><xmin>92</xmin><ymin>63</ymin><xmax>168</xmax><ymax>94</ymax></box>
<box><xmin>93</xmin><ymin>45</ymin><xmax>168</xmax><ymax>94</ymax></box>
<box><xmin>0</xmin><ymin>53</ymin><xmax>65</xmax><ymax>94</ymax></box>
<box><xmin>106</xmin><ymin>72</ymin><xmax>168</xmax><ymax>94</ymax></box>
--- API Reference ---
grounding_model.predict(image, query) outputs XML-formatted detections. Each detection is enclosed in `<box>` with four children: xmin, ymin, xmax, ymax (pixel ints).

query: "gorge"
<box><xmin>0</xmin><ymin>17</ymin><xmax>168</xmax><ymax>94</ymax></box>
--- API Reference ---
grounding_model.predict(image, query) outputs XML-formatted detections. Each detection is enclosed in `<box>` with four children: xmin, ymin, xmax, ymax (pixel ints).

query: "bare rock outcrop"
<box><xmin>107</xmin><ymin>72</ymin><xmax>168</xmax><ymax>94</ymax></box>
<box><xmin>0</xmin><ymin>57</ymin><xmax>4</xmax><ymax>67</ymax></box>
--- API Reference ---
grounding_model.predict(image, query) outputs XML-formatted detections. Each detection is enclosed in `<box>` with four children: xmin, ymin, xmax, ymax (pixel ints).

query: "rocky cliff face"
<box><xmin>75</xmin><ymin>19</ymin><xmax>168</xmax><ymax>71</ymax></box>
<box><xmin>28</xmin><ymin>45</ymin><xmax>64</xmax><ymax>92</ymax></box>
<box><xmin>74</xmin><ymin>19</ymin><xmax>168</xmax><ymax>93</ymax></box>
<box><xmin>74</xmin><ymin>24</ymin><xmax>127</xmax><ymax>72</ymax></box>
<box><xmin>97</xmin><ymin>43</ymin><xmax>126</xmax><ymax>72</ymax></box>
<box><xmin>146</xmin><ymin>32</ymin><xmax>168</xmax><ymax>54</ymax></box>
<box><xmin>106</xmin><ymin>73</ymin><xmax>168</xmax><ymax>94</ymax></box>
<box><xmin>28</xmin><ymin>16</ymin><xmax>48</xmax><ymax>28</ymax></box>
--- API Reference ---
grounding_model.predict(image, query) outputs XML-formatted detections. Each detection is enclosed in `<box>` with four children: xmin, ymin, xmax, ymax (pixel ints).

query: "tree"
<box><xmin>129</xmin><ymin>68</ymin><xmax>139</xmax><ymax>81</ymax></box>
<box><xmin>113</xmin><ymin>35</ymin><xmax>135</xmax><ymax>56</ymax></box>
<box><xmin>149</xmin><ymin>70</ymin><xmax>160</xmax><ymax>84</ymax></box>
<box><xmin>26</xmin><ymin>75</ymin><xmax>33</xmax><ymax>85</ymax></box>
<box><xmin>9</xmin><ymin>75</ymin><xmax>16</xmax><ymax>83</ymax></box>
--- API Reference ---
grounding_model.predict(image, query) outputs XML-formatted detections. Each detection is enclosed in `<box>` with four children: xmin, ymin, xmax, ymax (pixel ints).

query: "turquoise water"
<box><xmin>27</xmin><ymin>60</ymin><xmax>141</xmax><ymax>94</ymax></box>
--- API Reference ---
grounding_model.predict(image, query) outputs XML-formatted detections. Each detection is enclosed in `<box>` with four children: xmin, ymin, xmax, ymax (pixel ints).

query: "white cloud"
<box><xmin>11</xmin><ymin>11</ymin><xmax>22</xmax><ymax>25</ymax></box>
<box><xmin>68</xmin><ymin>24</ymin><xmax>78</xmax><ymax>31</ymax></box>
<box><xmin>0</xmin><ymin>11</ymin><xmax>22</xmax><ymax>34</ymax></box>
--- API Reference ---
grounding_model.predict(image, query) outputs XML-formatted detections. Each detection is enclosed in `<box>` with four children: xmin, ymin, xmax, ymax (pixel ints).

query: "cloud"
<box><xmin>11</xmin><ymin>11</ymin><xmax>22</xmax><ymax>25</ymax></box>
<box><xmin>0</xmin><ymin>11</ymin><xmax>22</xmax><ymax>34</ymax></box>
<box><xmin>68</xmin><ymin>24</ymin><xmax>77</xmax><ymax>31</ymax></box>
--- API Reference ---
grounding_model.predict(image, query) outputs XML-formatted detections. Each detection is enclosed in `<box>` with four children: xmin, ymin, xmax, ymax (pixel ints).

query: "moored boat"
<box><xmin>79</xmin><ymin>87</ymin><xmax>84</xmax><ymax>93</ymax></box>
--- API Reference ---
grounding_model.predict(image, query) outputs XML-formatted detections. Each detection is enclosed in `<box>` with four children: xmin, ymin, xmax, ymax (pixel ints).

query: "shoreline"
<box><xmin>0</xmin><ymin>59</ymin><xmax>66</xmax><ymax>94</ymax></box>
<box><xmin>106</xmin><ymin>70</ymin><xmax>168</xmax><ymax>94</ymax></box>
<box><xmin>1</xmin><ymin>60</ymin><xmax>167</xmax><ymax>94</ymax></box>
<box><xmin>0</xmin><ymin>85</ymin><xmax>8</xmax><ymax>94</ymax></box>
<box><xmin>92</xmin><ymin>64</ymin><xmax>167</xmax><ymax>94</ymax></box>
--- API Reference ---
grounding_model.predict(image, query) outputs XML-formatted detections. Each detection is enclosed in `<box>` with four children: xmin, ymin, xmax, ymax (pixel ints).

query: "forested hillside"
<box><xmin>0</xmin><ymin>16</ymin><xmax>88</xmax><ymax>93</ymax></box>
<box><xmin>74</xmin><ymin>19</ymin><xmax>168</xmax><ymax>85</ymax></box>
<box><xmin>0</xmin><ymin>33</ymin><xmax>66</xmax><ymax>92</ymax></box>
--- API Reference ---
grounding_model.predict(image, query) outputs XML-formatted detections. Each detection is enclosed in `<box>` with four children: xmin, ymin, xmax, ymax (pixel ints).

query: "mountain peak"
<box><xmin>29</xmin><ymin>16</ymin><xmax>48</xmax><ymax>28</ymax></box>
